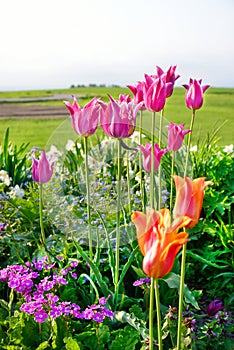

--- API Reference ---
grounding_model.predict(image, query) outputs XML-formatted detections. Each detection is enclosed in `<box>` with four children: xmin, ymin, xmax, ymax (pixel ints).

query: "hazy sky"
<box><xmin>1</xmin><ymin>0</ymin><xmax>233</xmax><ymax>90</ymax></box>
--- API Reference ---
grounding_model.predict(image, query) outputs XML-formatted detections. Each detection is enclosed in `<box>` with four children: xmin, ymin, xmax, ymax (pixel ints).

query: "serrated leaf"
<box><xmin>109</xmin><ymin>325</ymin><xmax>140</xmax><ymax>350</ymax></box>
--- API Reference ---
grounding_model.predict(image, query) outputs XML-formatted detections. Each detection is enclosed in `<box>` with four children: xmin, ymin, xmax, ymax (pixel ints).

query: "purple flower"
<box><xmin>133</xmin><ymin>278</ymin><xmax>151</xmax><ymax>286</ymax></box>
<box><xmin>0</xmin><ymin>223</ymin><xmax>7</xmax><ymax>232</ymax></box>
<box><xmin>207</xmin><ymin>300</ymin><xmax>224</xmax><ymax>316</ymax></box>
<box><xmin>34</xmin><ymin>310</ymin><xmax>48</xmax><ymax>323</ymax></box>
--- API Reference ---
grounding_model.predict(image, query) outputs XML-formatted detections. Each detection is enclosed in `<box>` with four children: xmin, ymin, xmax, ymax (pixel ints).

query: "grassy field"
<box><xmin>0</xmin><ymin>86</ymin><xmax>233</xmax><ymax>149</ymax></box>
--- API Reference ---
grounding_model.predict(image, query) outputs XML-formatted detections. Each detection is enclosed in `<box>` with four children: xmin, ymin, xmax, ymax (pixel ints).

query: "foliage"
<box><xmin>0</xmin><ymin>122</ymin><xmax>233</xmax><ymax>349</ymax></box>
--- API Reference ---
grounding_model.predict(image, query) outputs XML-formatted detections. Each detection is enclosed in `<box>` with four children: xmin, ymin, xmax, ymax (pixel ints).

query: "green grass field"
<box><xmin>0</xmin><ymin>86</ymin><xmax>233</xmax><ymax>150</ymax></box>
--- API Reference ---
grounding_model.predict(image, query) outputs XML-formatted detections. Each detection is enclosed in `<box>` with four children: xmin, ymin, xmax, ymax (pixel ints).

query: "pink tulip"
<box><xmin>138</xmin><ymin>142</ymin><xmax>168</xmax><ymax>172</ymax></box>
<box><xmin>119</xmin><ymin>94</ymin><xmax>132</xmax><ymax>103</ymax></box>
<box><xmin>64</xmin><ymin>96</ymin><xmax>100</xmax><ymax>137</ymax></box>
<box><xmin>166</xmin><ymin>122</ymin><xmax>191</xmax><ymax>151</ymax></box>
<box><xmin>156</xmin><ymin>65</ymin><xmax>180</xmax><ymax>97</ymax></box>
<box><xmin>183</xmin><ymin>79</ymin><xmax>210</xmax><ymax>110</ymax></box>
<box><xmin>143</xmin><ymin>76</ymin><xmax>169</xmax><ymax>112</ymax></box>
<box><xmin>32</xmin><ymin>151</ymin><xmax>54</xmax><ymax>184</ymax></box>
<box><xmin>100</xmin><ymin>95</ymin><xmax>142</xmax><ymax>138</ymax></box>
<box><xmin>127</xmin><ymin>81</ymin><xmax>146</xmax><ymax>109</ymax></box>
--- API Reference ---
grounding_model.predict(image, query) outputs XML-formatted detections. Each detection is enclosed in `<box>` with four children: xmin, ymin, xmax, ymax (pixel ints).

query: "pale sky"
<box><xmin>1</xmin><ymin>0</ymin><xmax>233</xmax><ymax>91</ymax></box>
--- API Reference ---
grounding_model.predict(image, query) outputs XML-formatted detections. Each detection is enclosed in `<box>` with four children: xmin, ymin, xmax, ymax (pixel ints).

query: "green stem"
<box><xmin>39</xmin><ymin>183</ymin><xmax>46</xmax><ymax>246</ymax></box>
<box><xmin>176</xmin><ymin>242</ymin><xmax>187</xmax><ymax>350</ymax></box>
<box><xmin>158</xmin><ymin>109</ymin><xmax>164</xmax><ymax>209</ymax></box>
<box><xmin>149</xmin><ymin>277</ymin><xmax>155</xmax><ymax>350</ymax></box>
<box><xmin>115</xmin><ymin>139</ymin><xmax>122</xmax><ymax>298</ymax></box>
<box><xmin>126</xmin><ymin>157</ymin><xmax>132</xmax><ymax>217</ymax></box>
<box><xmin>154</xmin><ymin>278</ymin><xmax>163</xmax><ymax>350</ymax></box>
<box><xmin>177</xmin><ymin>109</ymin><xmax>195</xmax><ymax>350</ymax></box>
<box><xmin>139</xmin><ymin>110</ymin><xmax>145</xmax><ymax>212</ymax></box>
<box><xmin>39</xmin><ymin>183</ymin><xmax>50</xmax><ymax>262</ymax></box>
<box><xmin>184</xmin><ymin>110</ymin><xmax>195</xmax><ymax>178</ymax></box>
<box><xmin>150</xmin><ymin>112</ymin><xmax>156</xmax><ymax>208</ymax></box>
<box><xmin>169</xmin><ymin>151</ymin><xmax>175</xmax><ymax>212</ymax></box>
<box><xmin>84</xmin><ymin>136</ymin><xmax>92</xmax><ymax>259</ymax></box>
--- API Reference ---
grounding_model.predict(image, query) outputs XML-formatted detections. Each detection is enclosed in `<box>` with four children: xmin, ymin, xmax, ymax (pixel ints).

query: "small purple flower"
<box><xmin>133</xmin><ymin>277</ymin><xmax>151</xmax><ymax>287</ymax></box>
<box><xmin>98</xmin><ymin>297</ymin><xmax>106</xmax><ymax>305</ymax></box>
<box><xmin>34</xmin><ymin>310</ymin><xmax>48</xmax><ymax>323</ymax></box>
<box><xmin>70</xmin><ymin>260</ymin><xmax>79</xmax><ymax>268</ymax></box>
<box><xmin>0</xmin><ymin>223</ymin><xmax>7</xmax><ymax>232</ymax></box>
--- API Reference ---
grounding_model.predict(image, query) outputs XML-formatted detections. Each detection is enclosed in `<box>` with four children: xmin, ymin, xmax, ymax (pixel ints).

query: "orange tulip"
<box><xmin>173</xmin><ymin>176</ymin><xmax>212</xmax><ymax>228</ymax></box>
<box><xmin>131</xmin><ymin>208</ymin><xmax>190</xmax><ymax>278</ymax></box>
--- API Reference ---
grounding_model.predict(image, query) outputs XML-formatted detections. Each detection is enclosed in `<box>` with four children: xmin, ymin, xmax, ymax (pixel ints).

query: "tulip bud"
<box><xmin>183</xmin><ymin>78</ymin><xmax>210</xmax><ymax>110</ymax></box>
<box><xmin>32</xmin><ymin>151</ymin><xmax>54</xmax><ymax>184</ymax></box>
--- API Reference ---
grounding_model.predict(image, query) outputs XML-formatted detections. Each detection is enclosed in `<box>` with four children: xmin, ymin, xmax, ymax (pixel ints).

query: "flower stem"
<box><xmin>126</xmin><ymin>157</ymin><xmax>132</xmax><ymax>217</ymax></box>
<box><xmin>149</xmin><ymin>277</ymin><xmax>155</xmax><ymax>349</ymax></box>
<box><xmin>115</xmin><ymin>138</ymin><xmax>122</xmax><ymax>298</ymax></box>
<box><xmin>169</xmin><ymin>151</ymin><xmax>175</xmax><ymax>212</ymax></box>
<box><xmin>139</xmin><ymin>110</ymin><xmax>145</xmax><ymax>212</ymax></box>
<box><xmin>177</xmin><ymin>109</ymin><xmax>195</xmax><ymax>350</ymax></box>
<box><xmin>158</xmin><ymin>109</ymin><xmax>164</xmax><ymax>209</ymax></box>
<box><xmin>150</xmin><ymin>112</ymin><xmax>156</xmax><ymax>208</ymax></box>
<box><xmin>39</xmin><ymin>183</ymin><xmax>50</xmax><ymax>262</ymax></box>
<box><xmin>84</xmin><ymin>136</ymin><xmax>92</xmax><ymax>259</ymax></box>
<box><xmin>154</xmin><ymin>278</ymin><xmax>162</xmax><ymax>350</ymax></box>
<box><xmin>183</xmin><ymin>110</ymin><xmax>195</xmax><ymax>178</ymax></box>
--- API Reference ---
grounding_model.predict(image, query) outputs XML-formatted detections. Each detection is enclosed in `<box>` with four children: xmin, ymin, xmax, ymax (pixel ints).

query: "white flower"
<box><xmin>47</xmin><ymin>145</ymin><xmax>62</xmax><ymax>162</ymax></box>
<box><xmin>130</xmin><ymin>131</ymin><xmax>145</xmax><ymax>144</ymax></box>
<box><xmin>65</xmin><ymin>140</ymin><xmax>81</xmax><ymax>152</ymax></box>
<box><xmin>190</xmin><ymin>145</ymin><xmax>198</xmax><ymax>152</ymax></box>
<box><xmin>0</xmin><ymin>170</ymin><xmax>11</xmax><ymax>186</ymax></box>
<box><xmin>9</xmin><ymin>185</ymin><xmax>25</xmax><ymax>198</ymax></box>
<box><xmin>223</xmin><ymin>144</ymin><xmax>233</xmax><ymax>154</ymax></box>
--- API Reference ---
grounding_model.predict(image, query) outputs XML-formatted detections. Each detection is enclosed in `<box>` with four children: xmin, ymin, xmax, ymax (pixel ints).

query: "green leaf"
<box><xmin>64</xmin><ymin>336</ymin><xmax>80</xmax><ymax>350</ymax></box>
<box><xmin>109</xmin><ymin>325</ymin><xmax>140</xmax><ymax>350</ymax></box>
<box><xmin>72</xmin><ymin>240</ymin><xmax>110</xmax><ymax>298</ymax></box>
<box><xmin>186</xmin><ymin>251</ymin><xmax>228</xmax><ymax>269</ymax></box>
<box><xmin>35</xmin><ymin>341</ymin><xmax>50</xmax><ymax>350</ymax></box>
<box><xmin>117</xmin><ymin>246</ymin><xmax>139</xmax><ymax>288</ymax></box>
<box><xmin>162</xmin><ymin>272</ymin><xmax>200</xmax><ymax>309</ymax></box>
<box><xmin>114</xmin><ymin>311</ymin><xmax>148</xmax><ymax>340</ymax></box>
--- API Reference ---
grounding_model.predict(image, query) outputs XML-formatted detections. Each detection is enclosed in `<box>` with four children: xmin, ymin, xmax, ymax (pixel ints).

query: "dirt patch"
<box><xmin>0</xmin><ymin>105</ymin><xmax>68</xmax><ymax>119</ymax></box>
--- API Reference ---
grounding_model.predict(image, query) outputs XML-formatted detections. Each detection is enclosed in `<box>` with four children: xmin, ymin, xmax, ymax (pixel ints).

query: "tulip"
<box><xmin>143</xmin><ymin>76</ymin><xmax>169</xmax><ymax>112</ymax></box>
<box><xmin>173</xmin><ymin>175</ymin><xmax>212</xmax><ymax>228</ymax></box>
<box><xmin>127</xmin><ymin>81</ymin><xmax>146</xmax><ymax>109</ymax></box>
<box><xmin>138</xmin><ymin>142</ymin><xmax>168</xmax><ymax>172</ymax></box>
<box><xmin>166</xmin><ymin>122</ymin><xmax>191</xmax><ymax>151</ymax></box>
<box><xmin>183</xmin><ymin>78</ymin><xmax>210</xmax><ymax>110</ymax></box>
<box><xmin>207</xmin><ymin>300</ymin><xmax>224</xmax><ymax>316</ymax></box>
<box><xmin>64</xmin><ymin>96</ymin><xmax>100</xmax><ymax>136</ymax></box>
<box><xmin>100</xmin><ymin>95</ymin><xmax>142</xmax><ymax>138</ymax></box>
<box><xmin>32</xmin><ymin>151</ymin><xmax>54</xmax><ymax>184</ymax></box>
<box><xmin>119</xmin><ymin>94</ymin><xmax>132</xmax><ymax>103</ymax></box>
<box><xmin>131</xmin><ymin>207</ymin><xmax>190</xmax><ymax>278</ymax></box>
<box><xmin>156</xmin><ymin>65</ymin><xmax>180</xmax><ymax>97</ymax></box>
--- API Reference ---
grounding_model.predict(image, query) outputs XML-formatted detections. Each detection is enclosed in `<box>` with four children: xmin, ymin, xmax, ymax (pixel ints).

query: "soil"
<box><xmin>0</xmin><ymin>104</ymin><xmax>68</xmax><ymax>119</ymax></box>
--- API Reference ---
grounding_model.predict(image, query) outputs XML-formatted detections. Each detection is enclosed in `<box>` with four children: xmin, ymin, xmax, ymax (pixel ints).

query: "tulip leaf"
<box><xmin>186</xmin><ymin>251</ymin><xmax>228</xmax><ymax>269</ymax></box>
<box><xmin>72</xmin><ymin>239</ymin><xmax>110</xmax><ymax>299</ymax></box>
<box><xmin>162</xmin><ymin>272</ymin><xmax>200</xmax><ymax>309</ymax></box>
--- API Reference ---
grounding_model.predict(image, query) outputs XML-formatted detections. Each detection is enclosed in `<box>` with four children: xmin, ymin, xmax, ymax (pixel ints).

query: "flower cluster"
<box><xmin>0</xmin><ymin>258</ymin><xmax>114</xmax><ymax>324</ymax></box>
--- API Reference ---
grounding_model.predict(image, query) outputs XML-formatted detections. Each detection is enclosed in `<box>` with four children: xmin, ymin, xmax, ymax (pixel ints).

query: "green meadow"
<box><xmin>0</xmin><ymin>86</ymin><xmax>233</xmax><ymax>149</ymax></box>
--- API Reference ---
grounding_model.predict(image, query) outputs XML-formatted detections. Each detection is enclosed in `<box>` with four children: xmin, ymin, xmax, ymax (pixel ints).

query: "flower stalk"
<box><xmin>177</xmin><ymin>109</ymin><xmax>195</xmax><ymax>350</ymax></box>
<box><xmin>114</xmin><ymin>138</ymin><xmax>122</xmax><ymax>298</ymax></box>
<box><xmin>84</xmin><ymin>136</ymin><xmax>92</xmax><ymax>259</ymax></box>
